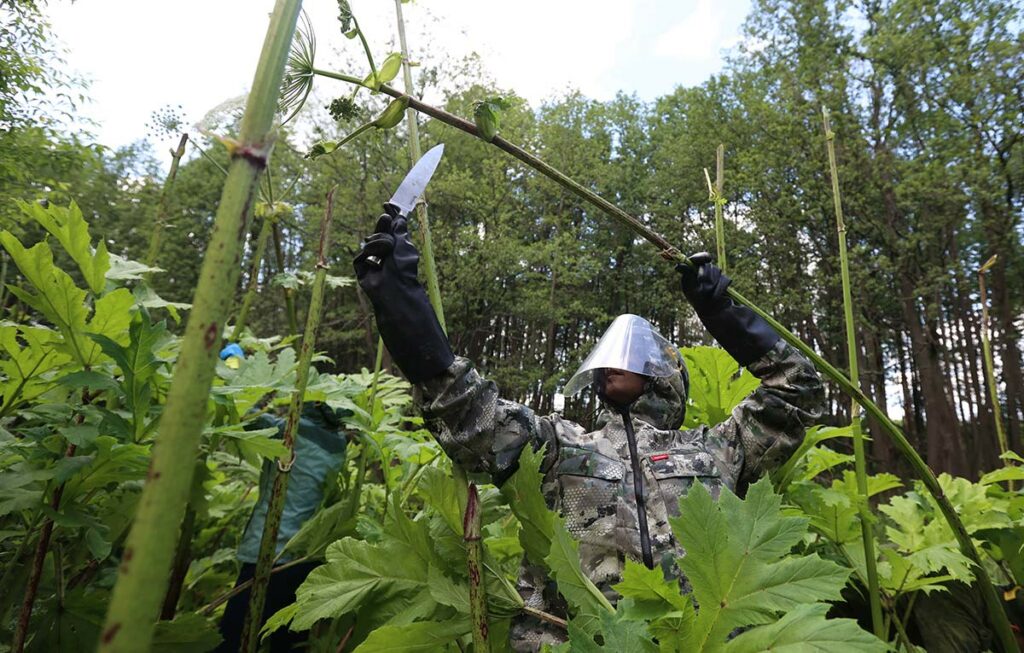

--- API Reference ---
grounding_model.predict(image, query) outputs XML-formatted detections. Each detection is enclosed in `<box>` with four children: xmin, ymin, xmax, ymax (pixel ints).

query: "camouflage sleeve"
<box><xmin>419</xmin><ymin>356</ymin><xmax>562</xmax><ymax>485</ymax></box>
<box><xmin>710</xmin><ymin>339</ymin><xmax>824</xmax><ymax>490</ymax></box>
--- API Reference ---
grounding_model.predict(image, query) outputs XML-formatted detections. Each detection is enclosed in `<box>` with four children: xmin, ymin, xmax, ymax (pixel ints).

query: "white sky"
<box><xmin>44</xmin><ymin>0</ymin><xmax>750</xmax><ymax>153</ymax></box>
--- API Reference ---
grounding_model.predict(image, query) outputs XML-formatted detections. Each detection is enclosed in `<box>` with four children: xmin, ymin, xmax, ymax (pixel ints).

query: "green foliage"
<box><xmin>724</xmin><ymin>604</ymin><xmax>884</xmax><ymax>652</ymax></box>
<box><xmin>680</xmin><ymin>346</ymin><xmax>760</xmax><ymax>429</ymax></box>
<box><xmin>545</xmin><ymin>520</ymin><xmax>614</xmax><ymax>633</ymax></box>
<box><xmin>363</xmin><ymin>53</ymin><xmax>403</xmax><ymax>91</ymax></box>
<box><xmin>337</xmin><ymin>0</ymin><xmax>355</xmax><ymax>36</ymax></box>
<box><xmin>351</xmin><ymin>618</ymin><xmax>471</xmax><ymax>652</ymax></box>
<box><xmin>674</xmin><ymin>480</ymin><xmax>853</xmax><ymax>649</ymax></box>
<box><xmin>499</xmin><ymin>445</ymin><xmax>554</xmax><ymax>566</ymax></box>
<box><xmin>473</xmin><ymin>97</ymin><xmax>517</xmax><ymax>142</ymax></box>
<box><xmin>542</xmin><ymin>479</ymin><xmax>882</xmax><ymax>652</ymax></box>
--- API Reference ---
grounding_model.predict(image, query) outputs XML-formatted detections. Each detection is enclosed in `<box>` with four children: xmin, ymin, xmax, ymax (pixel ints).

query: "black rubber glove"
<box><xmin>353</xmin><ymin>208</ymin><xmax>454</xmax><ymax>383</ymax></box>
<box><xmin>677</xmin><ymin>253</ymin><xmax>780</xmax><ymax>366</ymax></box>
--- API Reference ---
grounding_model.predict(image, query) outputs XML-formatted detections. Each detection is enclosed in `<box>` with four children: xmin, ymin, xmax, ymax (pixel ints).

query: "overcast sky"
<box><xmin>44</xmin><ymin>0</ymin><xmax>751</xmax><ymax>153</ymax></box>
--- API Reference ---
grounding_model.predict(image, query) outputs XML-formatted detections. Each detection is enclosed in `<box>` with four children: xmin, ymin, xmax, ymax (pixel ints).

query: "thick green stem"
<box><xmin>98</xmin><ymin>3</ymin><xmax>303</xmax><ymax>650</ymax></box>
<box><xmin>823</xmin><ymin>106</ymin><xmax>883</xmax><ymax>638</ymax></box>
<box><xmin>314</xmin><ymin>74</ymin><xmax>1018</xmax><ymax>652</ymax></box>
<box><xmin>714</xmin><ymin>144</ymin><xmax>727</xmax><ymax>273</ymax></box>
<box><xmin>232</xmin><ymin>209</ymin><xmax>278</xmax><ymax>340</ymax></box>
<box><xmin>145</xmin><ymin>133</ymin><xmax>189</xmax><ymax>272</ymax></box>
<box><xmin>392</xmin><ymin>0</ymin><xmax>445</xmax><ymax>330</ymax></box>
<box><xmin>980</xmin><ymin>255</ymin><xmax>1008</xmax><ymax>459</ymax></box>
<box><xmin>464</xmin><ymin>483</ymin><xmax>490</xmax><ymax>653</ymax></box>
<box><xmin>241</xmin><ymin>186</ymin><xmax>336</xmax><ymax>652</ymax></box>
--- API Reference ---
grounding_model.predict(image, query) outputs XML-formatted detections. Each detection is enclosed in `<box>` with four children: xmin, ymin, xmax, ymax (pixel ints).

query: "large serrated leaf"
<box><xmin>681</xmin><ymin>346</ymin><xmax>760</xmax><ymax>428</ymax></box>
<box><xmin>545</xmin><ymin>519</ymin><xmax>614</xmax><ymax>635</ymax></box>
<box><xmin>613</xmin><ymin>560</ymin><xmax>692</xmax><ymax>617</ymax></box>
<box><xmin>724</xmin><ymin>603</ymin><xmax>887</xmax><ymax>652</ymax></box>
<box><xmin>501</xmin><ymin>445</ymin><xmax>555</xmax><ymax>566</ymax></box>
<box><xmin>289</xmin><ymin>537</ymin><xmax>435</xmax><ymax>631</ymax></box>
<box><xmin>673</xmin><ymin>479</ymin><xmax>851</xmax><ymax>649</ymax></box>
<box><xmin>16</xmin><ymin>200</ymin><xmax>109</xmax><ymax>294</ymax></box>
<box><xmin>351</xmin><ymin>617</ymin><xmax>471</xmax><ymax>652</ymax></box>
<box><xmin>0</xmin><ymin>234</ymin><xmax>89</xmax><ymax>363</ymax></box>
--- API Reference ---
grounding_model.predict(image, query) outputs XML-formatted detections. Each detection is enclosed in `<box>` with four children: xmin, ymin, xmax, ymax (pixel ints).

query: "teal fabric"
<box><xmin>237</xmin><ymin>403</ymin><xmax>348</xmax><ymax>563</ymax></box>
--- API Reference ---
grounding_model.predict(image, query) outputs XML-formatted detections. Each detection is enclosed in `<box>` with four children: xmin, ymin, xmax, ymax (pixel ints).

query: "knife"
<box><xmin>384</xmin><ymin>143</ymin><xmax>444</xmax><ymax>218</ymax></box>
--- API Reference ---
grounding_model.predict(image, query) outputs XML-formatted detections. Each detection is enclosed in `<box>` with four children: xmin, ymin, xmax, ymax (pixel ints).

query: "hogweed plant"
<box><xmin>702</xmin><ymin>143</ymin><xmax>727</xmax><ymax>274</ymax></box>
<box><xmin>98</xmin><ymin>2</ymin><xmax>304</xmax><ymax>650</ymax></box>
<box><xmin>822</xmin><ymin>106</ymin><xmax>883</xmax><ymax>638</ymax></box>
<box><xmin>240</xmin><ymin>188</ymin><xmax>337</xmax><ymax>653</ymax></box>
<box><xmin>979</xmin><ymin>254</ymin><xmax>1009</xmax><ymax>460</ymax></box>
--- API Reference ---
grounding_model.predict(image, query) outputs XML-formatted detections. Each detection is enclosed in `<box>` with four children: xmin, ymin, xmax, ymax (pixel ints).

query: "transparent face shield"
<box><xmin>563</xmin><ymin>314</ymin><xmax>683</xmax><ymax>397</ymax></box>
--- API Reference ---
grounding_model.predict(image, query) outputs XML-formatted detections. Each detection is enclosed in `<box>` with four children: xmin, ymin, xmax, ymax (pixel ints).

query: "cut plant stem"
<box><xmin>99</xmin><ymin>3</ymin><xmax>303</xmax><ymax>650</ymax></box>
<box><xmin>464</xmin><ymin>483</ymin><xmax>491</xmax><ymax>653</ymax></box>
<box><xmin>313</xmin><ymin>73</ymin><xmax>1019</xmax><ymax>652</ymax></box>
<box><xmin>145</xmin><ymin>133</ymin><xmax>189</xmax><ymax>272</ymax></box>
<box><xmin>240</xmin><ymin>186</ymin><xmax>336</xmax><ymax>653</ymax></box>
<box><xmin>822</xmin><ymin>106</ymin><xmax>882</xmax><ymax>639</ymax></box>
<box><xmin>979</xmin><ymin>255</ymin><xmax>1008</xmax><ymax>460</ymax></box>
<box><xmin>392</xmin><ymin>0</ymin><xmax>445</xmax><ymax>330</ymax></box>
<box><xmin>714</xmin><ymin>144</ymin><xmax>727</xmax><ymax>273</ymax></box>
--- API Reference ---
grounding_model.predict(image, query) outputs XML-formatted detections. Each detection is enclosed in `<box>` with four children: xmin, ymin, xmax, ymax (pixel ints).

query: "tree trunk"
<box><xmin>990</xmin><ymin>260</ymin><xmax>1023</xmax><ymax>453</ymax></box>
<box><xmin>900</xmin><ymin>278</ymin><xmax>967</xmax><ymax>476</ymax></box>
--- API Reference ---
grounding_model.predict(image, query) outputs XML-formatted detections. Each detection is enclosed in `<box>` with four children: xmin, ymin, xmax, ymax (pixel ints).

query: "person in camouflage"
<box><xmin>354</xmin><ymin>216</ymin><xmax>824</xmax><ymax>651</ymax></box>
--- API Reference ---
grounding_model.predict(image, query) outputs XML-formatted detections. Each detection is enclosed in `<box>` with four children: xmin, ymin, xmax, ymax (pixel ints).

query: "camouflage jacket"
<box><xmin>419</xmin><ymin>340</ymin><xmax>824</xmax><ymax>651</ymax></box>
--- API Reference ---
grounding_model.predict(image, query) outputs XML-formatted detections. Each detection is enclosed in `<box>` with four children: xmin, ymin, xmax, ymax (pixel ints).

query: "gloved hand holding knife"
<box><xmin>353</xmin><ymin>144</ymin><xmax>454</xmax><ymax>383</ymax></box>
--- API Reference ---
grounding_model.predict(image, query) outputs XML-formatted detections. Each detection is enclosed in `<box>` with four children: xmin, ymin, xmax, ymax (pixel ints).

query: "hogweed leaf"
<box><xmin>375</xmin><ymin>52</ymin><xmax>403</xmax><ymax>86</ymax></box>
<box><xmin>0</xmin><ymin>233</ymin><xmax>90</xmax><ymax>364</ymax></box>
<box><xmin>564</xmin><ymin>609</ymin><xmax>658</xmax><ymax>652</ymax></box>
<box><xmin>87</xmin><ymin>311</ymin><xmax>168</xmax><ymax>439</ymax></box>
<box><xmin>83</xmin><ymin>287</ymin><xmax>134</xmax><ymax>366</ymax></box>
<box><xmin>681</xmin><ymin>346</ymin><xmax>760</xmax><ymax>428</ymax></box>
<box><xmin>16</xmin><ymin>200</ymin><xmax>109</xmax><ymax>294</ymax></box>
<box><xmin>278</xmin><ymin>496</ymin><xmax>358</xmax><ymax>560</ymax></box>
<box><xmin>673</xmin><ymin>479</ymin><xmax>851</xmax><ymax>649</ymax></box>
<box><xmin>501</xmin><ymin>445</ymin><xmax>555</xmax><ymax>566</ymax></box>
<box><xmin>106</xmin><ymin>253</ymin><xmax>162</xmax><ymax>281</ymax></box>
<box><xmin>260</xmin><ymin>603</ymin><xmax>298</xmax><ymax>639</ymax></box>
<box><xmin>545</xmin><ymin>519</ymin><xmax>614</xmax><ymax>635</ymax></box>
<box><xmin>613</xmin><ymin>559</ymin><xmax>692</xmax><ymax>616</ymax></box>
<box><xmin>288</xmin><ymin>536</ymin><xmax>435</xmax><ymax>631</ymax></box>
<box><xmin>337</xmin><ymin>0</ymin><xmax>354</xmax><ymax>33</ymax></box>
<box><xmin>351</xmin><ymin>618</ymin><xmax>471</xmax><ymax>652</ymax></box>
<box><xmin>773</xmin><ymin>424</ymin><xmax>854</xmax><ymax>490</ymax></box>
<box><xmin>724</xmin><ymin>603</ymin><xmax>887</xmax><ymax>652</ymax></box>
<box><xmin>473</xmin><ymin>96</ymin><xmax>517</xmax><ymax>142</ymax></box>
<box><xmin>372</xmin><ymin>97</ymin><xmax>410</xmax><ymax>129</ymax></box>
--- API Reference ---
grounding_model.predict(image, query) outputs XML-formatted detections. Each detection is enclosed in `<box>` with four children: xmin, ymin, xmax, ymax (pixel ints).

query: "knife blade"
<box><xmin>385</xmin><ymin>143</ymin><xmax>445</xmax><ymax>217</ymax></box>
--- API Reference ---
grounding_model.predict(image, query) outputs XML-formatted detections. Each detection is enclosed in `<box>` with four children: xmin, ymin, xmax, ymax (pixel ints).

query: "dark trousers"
<box><xmin>216</xmin><ymin>561</ymin><xmax>318</xmax><ymax>652</ymax></box>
